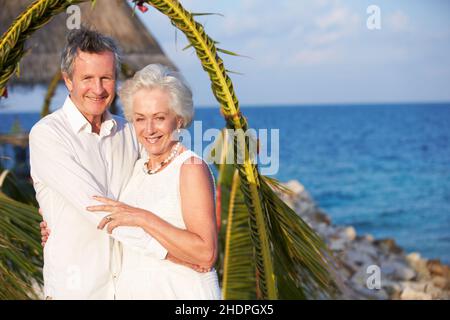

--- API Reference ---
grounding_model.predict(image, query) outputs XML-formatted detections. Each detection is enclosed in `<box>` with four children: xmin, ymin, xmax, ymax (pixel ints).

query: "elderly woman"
<box><xmin>85</xmin><ymin>64</ymin><xmax>221</xmax><ymax>299</ymax></box>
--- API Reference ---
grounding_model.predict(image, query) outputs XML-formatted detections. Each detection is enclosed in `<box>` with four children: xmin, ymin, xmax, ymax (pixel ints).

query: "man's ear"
<box><xmin>62</xmin><ymin>72</ymin><xmax>73</xmax><ymax>92</ymax></box>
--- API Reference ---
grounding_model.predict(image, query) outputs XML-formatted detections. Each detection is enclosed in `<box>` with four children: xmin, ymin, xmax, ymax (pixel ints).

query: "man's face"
<box><xmin>63</xmin><ymin>50</ymin><xmax>116</xmax><ymax>122</ymax></box>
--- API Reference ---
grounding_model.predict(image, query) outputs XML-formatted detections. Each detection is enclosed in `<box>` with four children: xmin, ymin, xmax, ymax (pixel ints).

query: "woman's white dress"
<box><xmin>115</xmin><ymin>150</ymin><xmax>221</xmax><ymax>300</ymax></box>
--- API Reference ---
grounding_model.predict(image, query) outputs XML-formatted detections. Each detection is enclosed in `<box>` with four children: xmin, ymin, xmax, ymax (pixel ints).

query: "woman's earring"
<box><xmin>177</xmin><ymin>128</ymin><xmax>183</xmax><ymax>142</ymax></box>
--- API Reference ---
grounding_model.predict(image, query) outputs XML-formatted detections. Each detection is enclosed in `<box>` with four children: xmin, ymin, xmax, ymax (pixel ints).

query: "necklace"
<box><xmin>144</xmin><ymin>142</ymin><xmax>181</xmax><ymax>175</ymax></box>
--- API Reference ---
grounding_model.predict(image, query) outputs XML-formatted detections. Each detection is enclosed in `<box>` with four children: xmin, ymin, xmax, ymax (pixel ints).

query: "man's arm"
<box><xmin>29</xmin><ymin>123</ymin><xmax>167</xmax><ymax>259</ymax></box>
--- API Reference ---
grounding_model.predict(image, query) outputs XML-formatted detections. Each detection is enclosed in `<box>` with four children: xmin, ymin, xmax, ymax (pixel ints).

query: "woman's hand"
<box><xmin>88</xmin><ymin>197</ymin><xmax>212</xmax><ymax>272</ymax></box>
<box><xmin>87</xmin><ymin>196</ymin><xmax>146</xmax><ymax>234</ymax></box>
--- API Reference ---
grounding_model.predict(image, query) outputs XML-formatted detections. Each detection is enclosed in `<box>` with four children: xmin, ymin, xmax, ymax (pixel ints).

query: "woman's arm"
<box><xmin>90</xmin><ymin>157</ymin><xmax>218</xmax><ymax>269</ymax></box>
<box><xmin>141</xmin><ymin>157</ymin><xmax>218</xmax><ymax>268</ymax></box>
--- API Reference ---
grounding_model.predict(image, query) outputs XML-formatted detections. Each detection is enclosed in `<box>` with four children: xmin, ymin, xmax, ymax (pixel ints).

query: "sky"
<box><xmin>135</xmin><ymin>0</ymin><xmax>450</xmax><ymax>106</ymax></box>
<box><xmin>2</xmin><ymin>0</ymin><xmax>450</xmax><ymax>111</ymax></box>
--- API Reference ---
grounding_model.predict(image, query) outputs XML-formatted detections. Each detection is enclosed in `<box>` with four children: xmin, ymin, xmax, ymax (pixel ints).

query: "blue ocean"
<box><xmin>1</xmin><ymin>103</ymin><xmax>449</xmax><ymax>264</ymax></box>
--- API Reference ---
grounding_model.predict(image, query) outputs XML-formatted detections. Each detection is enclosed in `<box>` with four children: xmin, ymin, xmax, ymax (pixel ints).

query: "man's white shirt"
<box><xmin>29</xmin><ymin>96</ymin><xmax>167</xmax><ymax>299</ymax></box>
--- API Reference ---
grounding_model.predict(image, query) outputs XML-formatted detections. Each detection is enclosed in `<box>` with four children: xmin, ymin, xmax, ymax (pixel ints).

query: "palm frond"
<box><xmin>40</xmin><ymin>69</ymin><xmax>61</xmax><ymax>117</ymax></box>
<box><xmin>225</xmin><ymin>69</ymin><xmax>244</xmax><ymax>76</ymax></box>
<box><xmin>0</xmin><ymin>0</ymin><xmax>84</xmax><ymax>90</ymax></box>
<box><xmin>261</xmin><ymin>176</ymin><xmax>340</xmax><ymax>299</ymax></box>
<box><xmin>191</xmin><ymin>13</ymin><xmax>224</xmax><ymax>18</ymax></box>
<box><xmin>221</xmin><ymin>170</ymin><xmax>256</xmax><ymax>299</ymax></box>
<box><xmin>0</xmin><ymin>168</ymin><xmax>36</xmax><ymax>206</ymax></box>
<box><xmin>0</xmin><ymin>165</ymin><xmax>42</xmax><ymax>299</ymax></box>
<box><xmin>0</xmin><ymin>191</ymin><xmax>42</xmax><ymax>299</ymax></box>
<box><xmin>210</xmin><ymin>129</ymin><xmax>340</xmax><ymax>299</ymax></box>
<box><xmin>217</xmin><ymin>48</ymin><xmax>249</xmax><ymax>59</ymax></box>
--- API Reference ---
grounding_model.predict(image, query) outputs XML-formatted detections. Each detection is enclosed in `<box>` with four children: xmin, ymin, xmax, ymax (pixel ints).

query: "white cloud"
<box><xmin>209</xmin><ymin>1</ymin><xmax>362</xmax><ymax>67</ymax></box>
<box><xmin>305</xmin><ymin>30</ymin><xmax>346</xmax><ymax>47</ymax></box>
<box><xmin>292</xmin><ymin>47</ymin><xmax>339</xmax><ymax>65</ymax></box>
<box><xmin>386</xmin><ymin>11</ymin><xmax>411</xmax><ymax>32</ymax></box>
<box><xmin>289</xmin><ymin>5</ymin><xmax>360</xmax><ymax>66</ymax></box>
<box><xmin>316</xmin><ymin>7</ymin><xmax>352</xmax><ymax>30</ymax></box>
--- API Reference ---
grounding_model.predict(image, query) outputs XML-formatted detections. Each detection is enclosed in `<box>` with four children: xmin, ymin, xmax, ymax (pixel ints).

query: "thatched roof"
<box><xmin>0</xmin><ymin>0</ymin><xmax>176</xmax><ymax>84</ymax></box>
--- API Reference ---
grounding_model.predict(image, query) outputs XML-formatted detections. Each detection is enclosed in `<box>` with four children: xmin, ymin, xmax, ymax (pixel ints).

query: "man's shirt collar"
<box><xmin>62</xmin><ymin>96</ymin><xmax>117</xmax><ymax>136</ymax></box>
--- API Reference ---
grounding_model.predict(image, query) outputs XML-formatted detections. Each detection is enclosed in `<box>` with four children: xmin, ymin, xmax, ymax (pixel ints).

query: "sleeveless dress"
<box><xmin>115</xmin><ymin>150</ymin><xmax>221</xmax><ymax>300</ymax></box>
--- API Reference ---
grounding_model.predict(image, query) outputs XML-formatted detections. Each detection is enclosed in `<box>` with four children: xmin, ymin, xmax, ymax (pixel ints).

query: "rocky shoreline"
<box><xmin>280</xmin><ymin>180</ymin><xmax>450</xmax><ymax>300</ymax></box>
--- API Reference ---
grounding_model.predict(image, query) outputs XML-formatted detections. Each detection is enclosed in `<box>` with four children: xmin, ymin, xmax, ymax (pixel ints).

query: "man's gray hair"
<box><xmin>119</xmin><ymin>64</ymin><xmax>194</xmax><ymax>128</ymax></box>
<box><xmin>61</xmin><ymin>27</ymin><xmax>121</xmax><ymax>78</ymax></box>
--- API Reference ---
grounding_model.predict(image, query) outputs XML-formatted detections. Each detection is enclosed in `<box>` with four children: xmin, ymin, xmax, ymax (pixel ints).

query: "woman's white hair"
<box><xmin>119</xmin><ymin>64</ymin><xmax>194</xmax><ymax>127</ymax></box>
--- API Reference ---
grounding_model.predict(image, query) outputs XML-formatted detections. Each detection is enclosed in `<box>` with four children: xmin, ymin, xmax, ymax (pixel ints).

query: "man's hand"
<box><xmin>39</xmin><ymin>207</ymin><xmax>50</xmax><ymax>247</ymax></box>
<box><xmin>166</xmin><ymin>252</ymin><xmax>212</xmax><ymax>273</ymax></box>
<box><xmin>40</xmin><ymin>221</ymin><xmax>50</xmax><ymax>247</ymax></box>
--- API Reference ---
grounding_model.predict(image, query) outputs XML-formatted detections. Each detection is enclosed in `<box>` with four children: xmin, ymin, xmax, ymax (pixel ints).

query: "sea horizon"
<box><xmin>2</xmin><ymin>101</ymin><xmax>450</xmax><ymax>113</ymax></box>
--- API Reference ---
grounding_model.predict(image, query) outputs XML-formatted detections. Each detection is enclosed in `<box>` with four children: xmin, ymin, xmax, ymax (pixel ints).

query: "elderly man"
<box><xmin>30</xmin><ymin>28</ymin><xmax>169</xmax><ymax>299</ymax></box>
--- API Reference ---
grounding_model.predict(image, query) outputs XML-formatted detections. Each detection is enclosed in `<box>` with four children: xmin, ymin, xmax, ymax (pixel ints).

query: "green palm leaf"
<box><xmin>261</xmin><ymin>177</ymin><xmax>340</xmax><ymax>299</ymax></box>
<box><xmin>0</xmin><ymin>0</ymin><xmax>85</xmax><ymax>92</ymax></box>
<box><xmin>209</xmin><ymin>131</ymin><xmax>256</xmax><ymax>299</ymax></box>
<box><xmin>221</xmin><ymin>169</ymin><xmax>256</xmax><ymax>299</ymax></box>
<box><xmin>0</xmin><ymin>170</ymin><xmax>43</xmax><ymax>299</ymax></box>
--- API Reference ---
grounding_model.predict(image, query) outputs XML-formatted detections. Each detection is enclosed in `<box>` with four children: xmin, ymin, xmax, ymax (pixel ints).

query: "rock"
<box><xmin>352</xmin><ymin>241</ymin><xmax>379</xmax><ymax>259</ymax></box>
<box><xmin>406</xmin><ymin>252</ymin><xmax>422</xmax><ymax>264</ymax></box>
<box><xmin>348</xmin><ymin>262</ymin><xmax>389</xmax><ymax>299</ymax></box>
<box><xmin>362</xmin><ymin>234</ymin><xmax>375</xmax><ymax>243</ymax></box>
<box><xmin>423</xmin><ymin>283</ymin><xmax>446</xmax><ymax>299</ymax></box>
<box><xmin>381</xmin><ymin>261</ymin><xmax>416</xmax><ymax>281</ymax></box>
<box><xmin>427</xmin><ymin>260</ymin><xmax>449</xmax><ymax>277</ymax></box>
<box><xmin>380</xmin><ymin>263</ymin><xmax>397</xmax><ymax>279</ymax></box>
<box><xmin>350</xmin><ymin>264</ymin><xmax>372</xmax><ymax>287</ymax></box>
<box><xmin>402</xmin><ymin>281</ymin><xmax>427</xmax><ymax>292</ymax></box>
<box><xmin>285</xmin><ymin>180</ymin><xmax>305</xmax><ymax>195</ymax></box>
<box><xmin>280</xmin><ymin>179</ymin><xmax>450</xmax><ymax>300</ymax></box>
<box><xmin>370</xmin><ymin>288</ymin><xmax>389</xmax><ymax>300</ymax></box>
<box><xmin>310</xmin><ymin>210</ymin><xmax>332</xmax><ymax>225</ymax></box>
<box><xmin>345</xmin><ymin>250</ymin><xmax>375</xmax><ymax>270</ymax></box>
<box><xmin>400</xmin><ymin>287</ymin><xmax>432</xmax><ymax>300</ymax></box>
<box><xmin>350</xmin><ymin>285</ymin><xmax>389</xmax><ymax>300</ymax></box>
<box><xmin>374</xmin><ymin>238</ymin><xmax>404</xmax><ymax>255</ymax></box>
<box><xmin>326</xmin><ymin>226</ymin><xmax>358</xmax><ymax>252</ymax></box>
<box><xmin>431</xmin><ymin>276</ymin><xmax>448</xmax><ymax>289</ymax></box>
<box><xmin>382</xmin><ymin>280</ymin><xmax>402</xmax><ymax>299</ymax></box>
<box><xmin>315</xmin><ymin>222</ymin><xmax>333</xmax><ymax>238</ymax></box>
<box><xmin>405</xmin><ymin>254</ymin><xmax>431</xmax><ymax>280</ymax></box>
<box><xmin>396</xmin><ymin>266</ymin><xmax>416</xmax><ymax>281</ymax></box>
<box><xmin>329</xmin><ymin>238</ymin><xmax>348</xmax><ymax>251</ymax></box>
<box><xmin>339</xmin><ymin>226</ymin><xmax>356</xmax><ymax>241</ymax></box>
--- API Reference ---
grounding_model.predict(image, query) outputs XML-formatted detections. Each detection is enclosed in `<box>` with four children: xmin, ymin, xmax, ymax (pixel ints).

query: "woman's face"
<box><xmin>131</xmin><ymin>87</ymin><xmax>181</xmax><ymax>158</ymax></box>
